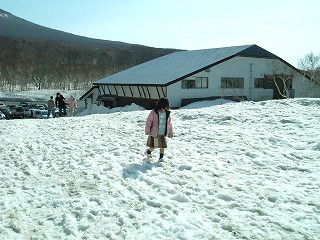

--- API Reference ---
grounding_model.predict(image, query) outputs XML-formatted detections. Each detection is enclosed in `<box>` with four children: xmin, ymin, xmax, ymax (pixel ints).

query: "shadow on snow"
<box><xmin>122</xmin><ymin>160</ymin><xmax>160</xmax><ymax>179</ymax></box>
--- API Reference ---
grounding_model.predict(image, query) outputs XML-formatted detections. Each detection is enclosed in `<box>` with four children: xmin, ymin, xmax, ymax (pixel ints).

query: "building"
<box><xmin>80</xmin><ymin>44</ymin><xmax>319</xmax><ymax>109</ymax></box>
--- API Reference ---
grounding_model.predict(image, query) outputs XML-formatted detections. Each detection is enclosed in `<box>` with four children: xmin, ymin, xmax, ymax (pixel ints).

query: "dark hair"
<box><xmin>155</xmin><ymin>98</ymin><xmax>169</xmax><ymax>111</ymax></box>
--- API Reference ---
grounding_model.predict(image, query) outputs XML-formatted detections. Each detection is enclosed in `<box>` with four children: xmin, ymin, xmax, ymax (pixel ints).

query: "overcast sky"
<box><xmin>1</xmin><ymin>0</ymin><xmax>319</xmax><ymax>67</ymax></box>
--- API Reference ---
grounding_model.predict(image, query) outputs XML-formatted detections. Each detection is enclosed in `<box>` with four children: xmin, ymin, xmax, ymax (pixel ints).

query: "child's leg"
<box><xmin>145</xmin><ymin>148</ymin><xmax>154</xmax><ymax>158</ymax></box>
<box><xmin>159</xmin><ymin>148</ymin><xmax>164</xmax><ymax>159</ymax></box>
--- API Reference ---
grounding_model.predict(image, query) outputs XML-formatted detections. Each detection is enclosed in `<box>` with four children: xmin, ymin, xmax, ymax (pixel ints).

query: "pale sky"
<box><xmin>1</xmin><ymin>0</ymin><xmax>319</xmax><ymax>67</ymax></box>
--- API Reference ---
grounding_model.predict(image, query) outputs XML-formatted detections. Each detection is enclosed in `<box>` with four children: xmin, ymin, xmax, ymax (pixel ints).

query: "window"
<box><xmin>254</xmin><ymin>78</ymin><xmax>273</xmax><ymax>89</ymax></box>
<box><xmin>221</xmin><ymin>77</ymin><xmax>244</xmax><ymax>89</ymax></box>
<box><xmin>182</xmin><ymin>77</ymin><xmax>208</xmax><ymax>89</ymax></box>
<box><xmin>182</xmin><ymin>80</ymin><xmax>195</xmax><ymax>88</ymax></box>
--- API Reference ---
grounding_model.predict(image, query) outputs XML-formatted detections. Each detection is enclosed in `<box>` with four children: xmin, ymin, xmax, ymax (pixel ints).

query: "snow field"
<box><xmin>0</xmin><ymin>98</ymin><xmax>319</xmax><ymax>239</ymax></box>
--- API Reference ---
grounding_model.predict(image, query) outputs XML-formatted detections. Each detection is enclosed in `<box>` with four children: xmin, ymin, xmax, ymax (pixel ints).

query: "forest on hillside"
<box><xmin>0</xmin><ymin>36</ymin><xmax>177</xmax><ymax>92</ymax></box>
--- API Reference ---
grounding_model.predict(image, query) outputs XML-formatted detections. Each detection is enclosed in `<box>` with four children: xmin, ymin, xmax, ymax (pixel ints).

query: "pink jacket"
<box><xmin>47</xmin><ymin>99</ymin><xmax>55</xmax><ymax>110</ymax></box>
<box><xmin>145</xmin><ymin>110</ymin><xmax>173</xmax><ymax>138</ymax></box>
<box><xmin>69</xmin><ymin>99</ymin><xmax>77</xmax><ymax>108</ymax></box>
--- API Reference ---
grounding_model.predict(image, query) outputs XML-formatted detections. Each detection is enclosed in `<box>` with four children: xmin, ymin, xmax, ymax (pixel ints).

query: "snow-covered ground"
<box><xmin>0</xmin><ymin>91</ymin><xmax>320</xmax><ymax>239</ymax></box>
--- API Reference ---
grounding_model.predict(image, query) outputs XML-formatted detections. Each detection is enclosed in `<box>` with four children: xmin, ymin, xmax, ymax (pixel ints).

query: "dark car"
<box><xmin>0</xmin><ymin>106</ymin><xmax>12</xmax><ymax>119</ymax></box>
<box><xmin>13</xmin><ymin>107</ymin><xmax>25</xmax><ymax>118</ymax></box>
<box><xmin>20</xmin><ymin>101</ymin><xmax>29</xmax><ymax>106</ymax></box>
<box><xmin>21</xmin><ymin>103</ymin><xmax>29</xmax><ymax>110</ymax></box>
<box><xmin>20</xmin><ymin>103</ymin><xmax>31</xmax><ymax>117</ymax></box>
<box><xmin>7</xmin><ymin>104</ymin><xmax>17</xmax><ymax>111</ymax></box>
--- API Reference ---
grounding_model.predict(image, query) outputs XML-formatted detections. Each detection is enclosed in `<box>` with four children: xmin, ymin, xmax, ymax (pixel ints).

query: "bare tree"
<box><xmin>298</xmin><ymin>52</ymin><xmax>320</xmax><ymax>91</ymax></box>
<box><xmin>267</xmin><ymin>60</ymin><xmax>294</xmax><ymax>99</ymax></box>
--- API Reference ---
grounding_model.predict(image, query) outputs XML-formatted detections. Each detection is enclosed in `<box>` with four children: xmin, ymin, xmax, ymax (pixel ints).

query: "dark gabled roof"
<box><xmin>94</xmin><ymin>44</ymin><xmax>280</xmax><ymax>86</ymax></box>
<box><xmin>79</xmin><ymin>85</ymin><xmax>98</xmax><ymax>100</ymax></box>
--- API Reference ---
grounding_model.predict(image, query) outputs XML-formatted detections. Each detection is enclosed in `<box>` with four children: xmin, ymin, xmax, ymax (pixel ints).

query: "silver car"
<box><xmin>0</xmin><ymin>111</ymin><xmax>5</xmax><ymax>120</ymax></box>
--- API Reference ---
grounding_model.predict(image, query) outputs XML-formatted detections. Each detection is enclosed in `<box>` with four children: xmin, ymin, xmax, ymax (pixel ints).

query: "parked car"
<box><xmin>20</xmin><ymin>103</ymin><xmax>29</xmax><ymax>110</ymax></box>
<box><xmin>20</xmin><ymin>101</ymin><xmax>29</xmax><ymax>106</ymax></box>
<box><xmin>0</xmin><ymin>106</ymin><xmax>12</xmax><ymax>119</ymax></box>
<box><xmin>29</xmin><ymin>108</ymin><xmax>42</xmax><ymax>118</ymax></box>
<box><xmin>20</xmin><ymin>104</ymin><xmax>31</xmax><ymax>117</ymax></box>
<box><xmin>33</xmin><ymin>109</ymin><xmax>49</xmax><ymax>119</ymax></box>
<box><xmin>29</xmin><ymin>109</ymin><xmax>36</xmax><ymax>118</ymax></box>
<box><xmin>0</xmin><ymin>111</ymin><xmax>5</xmax><ymax>120</ymax></box>
<box><xmin>30</xmin><ymin>104</ymin><xmax>45</xmax><ymax>110</ymax></box>
<box><xmin>7</xmin><ymin>104</ymin><xmax>17</xmax><ymax>111</ymax></box>
<box><xmin>13</xmin><ymin>107</ymin><xmax>26</xmax><ymax>118</ymax></box>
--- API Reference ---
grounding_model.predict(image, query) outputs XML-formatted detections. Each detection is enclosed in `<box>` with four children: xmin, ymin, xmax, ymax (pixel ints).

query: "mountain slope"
<box><xmin>0</xmin><ymin>9</ymin><xmax>179</xmax><ymax>91</ymax></box>
<box><xmin>0</xmin><ymin>9</ymin><xmax>151</xmax><ymax>49</ymax></box>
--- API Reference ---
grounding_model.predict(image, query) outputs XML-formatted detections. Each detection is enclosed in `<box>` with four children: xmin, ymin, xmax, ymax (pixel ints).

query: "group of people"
<box><xmin>47</xmin><ymin>92</ymin><xmax>77</xmax><ymax>118</ymax></box>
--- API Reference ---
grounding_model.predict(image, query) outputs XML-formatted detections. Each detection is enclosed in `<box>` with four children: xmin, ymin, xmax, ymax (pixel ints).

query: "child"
<box><xmin>47</xmin><ymin>96</ymin><xmax>55</xmax><ymax>118</ymax></box>
<box><xmin>68</xmin><ymin>96</ymin><xmax>77</xmax><ymax>117</ymax></box>
<box><xmin>145</xmin><ymin>98</ymin><xmax>173</xmax><ymax>162</ymax></box>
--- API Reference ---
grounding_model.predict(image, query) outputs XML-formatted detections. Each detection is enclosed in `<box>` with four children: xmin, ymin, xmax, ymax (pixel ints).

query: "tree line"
<box><xmin>0</xmin><ymin>36</ymin><xmax>177</xmax><ymax>92</ymax></box>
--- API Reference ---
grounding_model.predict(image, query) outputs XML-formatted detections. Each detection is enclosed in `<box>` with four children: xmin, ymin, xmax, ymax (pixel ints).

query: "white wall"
<box><xmin>85</xmin><ymin>88</ymin><xmax>99</xmax><ymax>107</ymax></box>
<box><xmin>168</xmin><ymin>56</ymin><xmax>319</xmax><ymax>108</ymax></box>
<box><xmin>85</xmin><ymin>56</ymin><xmax>319</xmax><ymax>109</ymax></box>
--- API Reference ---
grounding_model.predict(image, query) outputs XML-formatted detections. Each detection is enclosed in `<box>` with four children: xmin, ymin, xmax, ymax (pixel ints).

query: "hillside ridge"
<box><xmin>0</xmin><ymin>8</ymin><xmax>174</xmax><ymax>50</ymax></box>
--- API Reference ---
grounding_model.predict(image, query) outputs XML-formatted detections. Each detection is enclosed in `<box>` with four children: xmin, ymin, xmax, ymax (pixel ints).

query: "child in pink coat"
<box><xmin>145</xmin><ymin>98</ymin><xmax>173</xmax><ymax>162</ymax></box>
<box><xmin>68</xmin><ymin>96</ymin><xmax>77</xmax><ymax>117</ymax></box>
